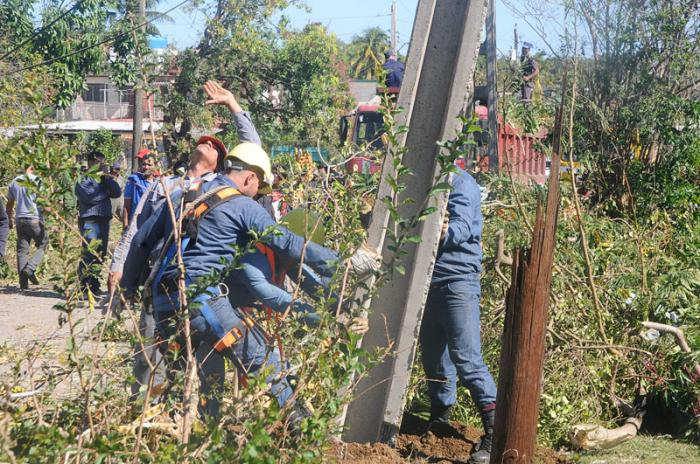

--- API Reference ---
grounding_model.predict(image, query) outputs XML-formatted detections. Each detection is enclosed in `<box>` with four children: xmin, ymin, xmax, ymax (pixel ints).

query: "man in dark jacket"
<box><xmin>420</xmin><ymin>168</ymin><xmax>497</xmax><ymax>464</ymax></box>
<box><xmin>382</xmin><ymin>50</ymin><xmax>405</xmax><ymax>88</ymax></box>
<box><xmin>75</xmin><ymin>151</ymin><xmax>122</xmax><ymax>294</ymax></box>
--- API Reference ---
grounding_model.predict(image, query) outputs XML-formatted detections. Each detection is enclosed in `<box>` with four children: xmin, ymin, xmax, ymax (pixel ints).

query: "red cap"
<box><xmin>136</xmin><ymin>148</ymin><xmax>151</xmax><ymax>159</ymax></box>
<box><xmin>196</xmin><ymin>135</ymin><xmax>228</xmax><ymax>164</ymax></box>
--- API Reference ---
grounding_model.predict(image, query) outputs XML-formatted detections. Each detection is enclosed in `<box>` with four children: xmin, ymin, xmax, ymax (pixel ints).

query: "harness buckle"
<box><xmin>216</xmin><ymin>282</ymin><xmax>229</xmax><ymax>299</ymax></box>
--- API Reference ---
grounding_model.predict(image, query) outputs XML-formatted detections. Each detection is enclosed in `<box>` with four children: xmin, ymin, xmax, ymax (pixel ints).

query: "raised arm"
<box><xmin>204</xmin><ymin>80</ymin><xmax>262</xmax><ymax>145</ymax></box>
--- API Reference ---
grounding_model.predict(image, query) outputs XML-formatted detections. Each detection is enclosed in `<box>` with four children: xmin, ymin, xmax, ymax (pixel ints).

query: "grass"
<box><xmin>574</xmin><ymin>435</ymin><xmax>700</xmax><ymax>463</ymax></box>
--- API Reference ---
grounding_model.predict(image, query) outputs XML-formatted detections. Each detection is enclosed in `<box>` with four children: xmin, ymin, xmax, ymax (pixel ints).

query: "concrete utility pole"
<box><xmin>391</xmin><ymin>0</ymin><xmax>398</xmax><ymax>52</ymax></box>
<box><xmin>342</xmin><ymin>0</ymin><xmax>488</xmax><ymax>444</ymax></box>
<box><xmin>130</xmin><ymin>0</ymin><xmax>146</xmax><ymax>171</ymax></box>
<box><xmin>486</xmin><ymin>0</ymin><xmax>499</xmax><ymax>170</ymax></box>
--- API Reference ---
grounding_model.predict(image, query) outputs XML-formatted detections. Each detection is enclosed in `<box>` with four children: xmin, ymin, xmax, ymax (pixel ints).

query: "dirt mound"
<box><xmin>334</xmin><ymin>413</ymin><xmax>567</xmax><ymax>463</ymax></box>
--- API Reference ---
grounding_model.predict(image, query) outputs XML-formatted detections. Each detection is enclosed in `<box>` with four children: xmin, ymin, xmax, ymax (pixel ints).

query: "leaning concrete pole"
<box><xmin>342</xmin><ymin>0</ymin><xmax>488</xmax><ymax>444</ymax></box>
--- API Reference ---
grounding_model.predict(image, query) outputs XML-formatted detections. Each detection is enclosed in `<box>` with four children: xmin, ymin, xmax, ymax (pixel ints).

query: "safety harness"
<box><xmin>152</xmin><ymin>183</ymin><xmax>261</xmax><ymax>354</ymax></box>
<box><xmin>250</xmin><ymin>243</ymin><xmax>288</xmax><ymax>359</ymax></box>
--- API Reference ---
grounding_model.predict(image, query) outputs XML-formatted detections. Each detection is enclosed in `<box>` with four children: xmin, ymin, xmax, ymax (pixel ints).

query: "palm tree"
<box><xmin>344</xmin><ymin>27</ymin><xmax>391</xmax><ymax>80</ymax></box>
<box><xmin>113</xmin><ymin>0</ymin><xmax>174</xmax><ymax>36</ymax></box>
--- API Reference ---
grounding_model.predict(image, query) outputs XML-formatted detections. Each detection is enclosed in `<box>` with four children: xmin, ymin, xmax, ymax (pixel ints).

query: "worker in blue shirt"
<box><xmin>122</xmin><ymin>142</ymin><xmax>380</xmax><ymax>417</ymax></box>
<box><xmin>419</xmin><ymin>168</ymin><xmax>497</xmax><ymax>464</ymax></box>
<box><xmin>122</xmin><ymin>149</ymin><xmax>156</xmax><ymax>229</ymax></box>
<box><xmin>75</xmin><ymin>152</ymin><xmax>122</xmax><ymax>294</ymax></box>
<box><xmin>198</xmin><ymin>208</ymin><xmax>336</xmax><ymax>417</ymax></box>
<box><xmin>382</xmin><ymin>50</ymin><xmax>405</xmax><ymax>88</ymax></box>
<box><xmin>112</xmin><ymin>80</ymin><xmax>265</xmax><ymax>400</ymax></box>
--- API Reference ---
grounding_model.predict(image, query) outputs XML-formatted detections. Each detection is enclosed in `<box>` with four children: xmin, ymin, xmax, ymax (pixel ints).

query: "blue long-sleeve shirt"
<box><xmin>122</xmin><ymin>174</ymin><xmax>339</xmax><ymax>295</ymax></box>
<box><xmin>431</xmin><ymin>168</ymin><xmax>483</xmax><ymax>284</ymax></box>
<box><xmin>75</xmin><ymin>175</ymin><xmax>122</xmax><ymax>219</ymax></box>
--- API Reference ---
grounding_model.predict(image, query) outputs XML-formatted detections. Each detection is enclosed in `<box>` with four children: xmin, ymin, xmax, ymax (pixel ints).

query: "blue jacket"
<box><xmin>75</xmin><ymin>175</ymin><xmax>122</xmax><ymax>219</ymax></box>
<box><xmin>382</xmin><ymin>59</ymin><xmax>405</xmax><ymax>88</ymax></box>
<box><xmin>122</xmin><ymin>174</ymin><xmax>339</xmax><ymax>295</ymax></box>
<box><xmin>431</xmin><ymin>168</ymin><xmax>483</xmax><ymax>284</ymax></box>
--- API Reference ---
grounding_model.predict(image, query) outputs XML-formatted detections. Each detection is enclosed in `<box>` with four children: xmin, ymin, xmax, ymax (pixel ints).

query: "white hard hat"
<box><xmin>224</xmin><ymin>142</ymin><xmax>273</xmax><ymax>195</ymax></box>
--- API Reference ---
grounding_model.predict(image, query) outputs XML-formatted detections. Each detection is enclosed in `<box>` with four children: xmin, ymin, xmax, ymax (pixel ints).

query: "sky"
<box><xmin>157</xmin><ymin>0</ymin><xmax>548</xmax><ymax>58</ymax></box>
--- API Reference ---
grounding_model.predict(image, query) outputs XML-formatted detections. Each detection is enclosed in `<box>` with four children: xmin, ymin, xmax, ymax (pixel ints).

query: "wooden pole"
<box><xmin>486</xmin><ymin>0</ymin><xmax>499</xmax><ymax>171</ymax></box>
<box><xmin>391</xmin><ymin>0</ymin><xmax>397</xmax><ymax>53</ymax></box>
<box><xmin>490</xmin><ymin>74</ymin><xmax>566</xmax><ymax>463</ymax></box>
<box><xmin>130</xmin><ymin>0</ymin><xmax>146</xmax><ymax>171</ymax></box>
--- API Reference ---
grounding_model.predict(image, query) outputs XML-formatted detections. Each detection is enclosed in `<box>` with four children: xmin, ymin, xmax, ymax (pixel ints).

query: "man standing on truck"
<box><xmin>420</xmin><ymin>167</ymin><xmax>497</xmax><ymax>464</ymax></box>
<box><xmin>519</xmin><ymin>41</ymin><xmax>539</xmax><ymax>105</ymax></box>
<box><xmin>382</xmin><ymin>50</ymin><xmax>405</xmax><ymax>89</ymax></box>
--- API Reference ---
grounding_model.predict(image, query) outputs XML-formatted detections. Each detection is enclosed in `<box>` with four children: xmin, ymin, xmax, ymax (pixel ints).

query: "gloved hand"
<box><xmin>440</xmin><ymin>211</ymin><xmax>450</xmax><ymax>243</ymax></box>
<box><xmin>337</xmin><ymin>314</ymin><xmax>369</xmax><ymax>335</ymax></box>
<box><xmin>350</xmin><ymin>244</ymin><xmax>381</xmax><ymax>276</ymax></box>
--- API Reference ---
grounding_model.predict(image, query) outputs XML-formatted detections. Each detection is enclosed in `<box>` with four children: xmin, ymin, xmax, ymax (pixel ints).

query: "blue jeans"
<box><xmin>78</xmin><ymin>217</ymin><xmax>111</xmax><ymax>293</ymax></box>
<box><xmin>420</xmin><ymin>277</ymin><xmax>497</xmax><ymax>410</ymax></box>
<box><xmin>152</xmin><ymin>287</ymin><xmax>293</xmax><ymax>419</ymax></box>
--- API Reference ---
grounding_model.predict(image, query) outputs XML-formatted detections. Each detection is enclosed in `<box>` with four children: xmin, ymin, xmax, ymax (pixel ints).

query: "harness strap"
<box><xmin>253</xmin><ymin>243</ymin><xmax>287</xmax><ymax>359</ymax></box>
<box><xmin>150</xmin><ymin>185</ymin><xmax>241</xmax><ymax>297</ymax></box>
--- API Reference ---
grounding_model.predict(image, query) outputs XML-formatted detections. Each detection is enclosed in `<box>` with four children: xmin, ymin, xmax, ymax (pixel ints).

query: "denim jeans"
<box><xmin>152</xmin><ymin>288</ymin><xmax>293</xmax><ymax>419</ymax></box>
<box><xmin>16</xmin><ymin>218</ymin><xmax>48</xmax><ymax>285</ymax></box>
<box><xmin>78</xmin><ymin>217</ymin><xmax>111</xmax><ymax>293</ymax></box>
<box><xmin>420</xmin><ymin>276</ymin><xmax>497</xmax><ymax>410</ymax></box>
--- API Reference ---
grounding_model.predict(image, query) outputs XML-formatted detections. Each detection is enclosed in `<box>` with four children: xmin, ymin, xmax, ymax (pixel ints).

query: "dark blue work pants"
<box><xmin>420</xmin><ymin>276</ymin><xmax>497</xmax><ymax>411</ymax></box>
<box><xmin>78</xmin><ymin>217</ymin><xmax>111</xmax><ymax>293</ymax></box>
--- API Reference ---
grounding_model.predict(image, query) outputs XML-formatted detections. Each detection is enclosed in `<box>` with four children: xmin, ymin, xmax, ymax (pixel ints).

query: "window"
<box><xmin>118</xmin><ymin>88</ymin><xmax>134</xmax><ymax>103</ymax></box>
<box><xmin>83</xmin><ymin>83</ymin><xmax>107</xmax><ymax>102</ymax></box>
<box><xmin>356</xmin><ymin>112</ymin><xmax>386</xmax><ymax>150</ymax></box>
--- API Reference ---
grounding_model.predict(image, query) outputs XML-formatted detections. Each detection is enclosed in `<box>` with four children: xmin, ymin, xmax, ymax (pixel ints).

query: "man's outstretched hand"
<box><xmin>204</xmin><ymin>80</ymin><xmax>243</xmax><ymax>113</ymax></box>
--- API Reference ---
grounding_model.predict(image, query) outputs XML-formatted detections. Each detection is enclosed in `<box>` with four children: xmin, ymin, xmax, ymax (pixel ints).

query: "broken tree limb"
<box><xmin>494</xmin><ymin>229</ymin><xmax>513</xmax><ymax>284</ymax></box>
<box><xmin>642</xmin><ymin>321</ymin><xmax>700</xmax><ymax>379</ymax></box>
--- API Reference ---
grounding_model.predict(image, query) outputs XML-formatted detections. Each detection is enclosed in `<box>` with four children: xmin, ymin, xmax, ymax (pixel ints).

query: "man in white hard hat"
<box><xmin>116</xmin><ymin>80</ymin><xmax>264</xmax><ymax>400</ymax></box>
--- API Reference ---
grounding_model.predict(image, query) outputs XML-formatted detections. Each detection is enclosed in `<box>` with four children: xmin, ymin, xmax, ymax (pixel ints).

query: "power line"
<box><xmin>0</xmin><ymin>1</ymin><xmax>80</xmax><ymax>63</ymax></box>
<box><xmin>0</xmin><ymin>0</ymin><xmax>192</xmax><ymax>77</ymax></box>
<box><xmin>287</xmin><ymin>13</ymin><xmax>391</xmax><ymax>23</ymax></box>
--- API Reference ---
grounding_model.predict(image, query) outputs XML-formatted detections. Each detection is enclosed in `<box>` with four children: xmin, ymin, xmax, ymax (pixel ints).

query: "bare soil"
<box><xmin>335</xmin><ymin>413</ymin><xmax>567</xmax><ymax>463</ymax></box>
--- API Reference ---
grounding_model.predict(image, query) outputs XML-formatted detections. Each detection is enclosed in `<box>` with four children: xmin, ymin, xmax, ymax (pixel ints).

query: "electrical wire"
<box><xmin>0</xmin><ymin>1</ymin><xmax>80</xmax><ymax>63</ymax></box>
<box><xmin>0</xmin><ymin>0</ymin><xmax>192</xmax><ymax>77</ymax></box>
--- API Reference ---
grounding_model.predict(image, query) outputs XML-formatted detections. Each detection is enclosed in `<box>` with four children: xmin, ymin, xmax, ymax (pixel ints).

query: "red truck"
<box><xmin>339</xmin><ymin>89</ymin><xmax>547</xmax><ymax>183</ymax></box>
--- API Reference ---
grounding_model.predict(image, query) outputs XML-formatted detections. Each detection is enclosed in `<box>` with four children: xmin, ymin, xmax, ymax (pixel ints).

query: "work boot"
<box><xmin>429</xmin><ymin>403</ymin><xmax>452</xmax><ymax>425</ymax></box>
<box><xmin>469</xmin><ymin>408</ymin><xmax>495</xmax><ymax>464</ymax></box>
<box><xmin>26</xmin><ymin>270</ymin><xmax>39</xmax><ymax>285</ymax></box>
<box><xmin>19</xmin><ymin>271</ymin><xmax>29</xmax><ymax>290</ymax></box>
<box><xmin>427</xmin><ymin>403</ymin><xmax>453</xmax><ymax>434</ymax></box>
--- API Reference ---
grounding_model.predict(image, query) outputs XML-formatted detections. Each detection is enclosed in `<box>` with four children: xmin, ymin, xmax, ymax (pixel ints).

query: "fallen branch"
<box><xmin>494</xmin><ymin>229</ymin><xmax>513</xmax><ymax>284</ymax></box>
<box><xmin>569</xmin><ymin>416</ymin><xmax>643</xmax><ymax>450</ymax></box>
<box><xmin>642</xmin><ymin>321</ymin><xmax>700</xmax><ymax>379</ymax></box>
